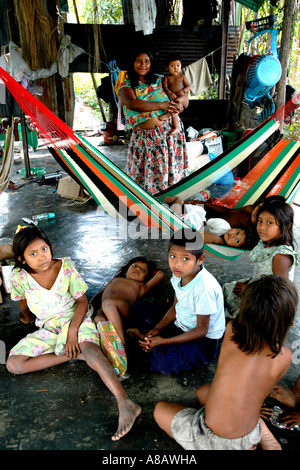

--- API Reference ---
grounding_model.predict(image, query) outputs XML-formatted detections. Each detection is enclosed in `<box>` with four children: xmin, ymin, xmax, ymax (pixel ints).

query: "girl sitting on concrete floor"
<box><xmin>6</xmin><ymin>226</ymin><xmax>141</xmax><ymax>441</ymax></box>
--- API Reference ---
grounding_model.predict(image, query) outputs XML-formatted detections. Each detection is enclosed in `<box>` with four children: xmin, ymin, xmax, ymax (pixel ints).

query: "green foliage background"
<box><xmin>68</xmin><ymin>1</ymin><xmax>300</xmax><ymax>129</ymax></box>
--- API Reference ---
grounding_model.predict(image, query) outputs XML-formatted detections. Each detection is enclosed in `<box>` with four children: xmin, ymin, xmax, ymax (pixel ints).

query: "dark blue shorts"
<box><xmin>150</xmin><ymin>325</ymin><xmax>222</xmax><ymax>375</ymax></box>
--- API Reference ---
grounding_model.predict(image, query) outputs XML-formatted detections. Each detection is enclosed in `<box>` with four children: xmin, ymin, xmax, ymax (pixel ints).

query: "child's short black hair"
<box><xmin>165</xmin><ymin>53</ymin><xmax>182</xmax><ymax>66</ymax></box>
<box><xmin>13</xmin><ymin>226</ymin><xmax>53</xmax><ymax>273</ymax></box>
<box><xmin>169</xmin><ymin>228</ymin><xmax>204</xmax><ymax>260</ymax></box>
<box><xmin>232</xmin><ymin>275</ymin><xmax>298</xmax><ymax>357</ymax></box>
<box><xmin>115</xmin><ymin>256</ymin><xmax>157</xmax><ymax>282</ymax></box>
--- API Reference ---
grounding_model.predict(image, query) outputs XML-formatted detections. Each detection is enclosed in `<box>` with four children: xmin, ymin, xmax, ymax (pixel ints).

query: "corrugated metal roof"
<box><xmin>65</xmin><ymin>24</ymin><xmax>240</xmax><ymax>75</ymax></box>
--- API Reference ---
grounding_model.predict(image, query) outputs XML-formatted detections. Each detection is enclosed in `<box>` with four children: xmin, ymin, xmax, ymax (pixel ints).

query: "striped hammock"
<box><xmin>0</xmin><ymin>66</ymin><xmax>299</xmax><ymax>260</ymax></box>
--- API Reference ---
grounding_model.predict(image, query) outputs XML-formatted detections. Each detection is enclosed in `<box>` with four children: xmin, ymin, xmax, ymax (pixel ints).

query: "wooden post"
<box><xmin>218</xmin><ymin>0</ymin><xmax>230</xmax><ymax>100</ymax></box>
<box><xmin>20</xmin><ymin>111</ymin><xmax>31</xmax><ymax>178</ymax></box>
<box><xmin>276</xmin><ymin>0</ymin><xmax>295</xmax><ymax>110</ymax></box>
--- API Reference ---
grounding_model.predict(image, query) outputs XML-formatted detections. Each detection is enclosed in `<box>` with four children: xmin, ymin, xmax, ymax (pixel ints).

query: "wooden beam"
<box><xmin>218</xmin><ymin>0</ymin><xmax>230</xmax><ymax>100</ymax></box>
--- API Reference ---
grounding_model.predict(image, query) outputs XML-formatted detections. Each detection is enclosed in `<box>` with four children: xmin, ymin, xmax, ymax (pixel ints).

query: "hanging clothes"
<box><xmin>182</xmin><ymin>58</ymin><xmax>212</xmax><ymax>96</ymax></box>
<box><xmin>132</xmin><ymin>0</ymin><xmax>157</xmax><ymax>36</ymax></box>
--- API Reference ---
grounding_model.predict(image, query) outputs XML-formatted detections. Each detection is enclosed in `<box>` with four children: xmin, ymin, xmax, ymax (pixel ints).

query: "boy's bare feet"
<box><xmin>127</xmin><ymin>328</ymin><xmax>145</xmax><ymax>341</ymax></box>
<box><xmin>270</xmin><ymin>384</ymin><xmax>297</xmax><ymax>408</ymax></box>
<box><xmin>170</xmin><ymin>127</ymin><xmax>180</xmax><ymax>135</ymax></box>
<box><xmin>112</xmin><ymin>398</ymin><xmax>141</xmax><ymax>441</ymax></box>
<box><xmin>259</xmin><ymin>420</ymin><xmax>282</xmax><ymax>450</ymax></box>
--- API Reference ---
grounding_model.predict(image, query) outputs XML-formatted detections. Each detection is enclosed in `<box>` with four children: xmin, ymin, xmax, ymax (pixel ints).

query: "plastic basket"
<box><xmin>246</xmin><ymin>54</ymin><xmax>281</xmax><ymax>90</ymax></box>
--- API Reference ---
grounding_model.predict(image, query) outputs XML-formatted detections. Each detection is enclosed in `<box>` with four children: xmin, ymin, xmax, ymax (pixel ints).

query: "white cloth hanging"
<box><xmin>182</xmin><ymin>57</ymin><xmax>212</xmax><ymax>96</ymax></box>
<box><xmin>132</xmin><ymin>0</ymin><xmax>157</xmax><ymax>35</ymax></box>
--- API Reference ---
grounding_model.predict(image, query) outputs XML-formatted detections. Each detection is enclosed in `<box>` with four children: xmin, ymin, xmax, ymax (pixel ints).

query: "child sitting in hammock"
<box><xmin>91</xmin><ymin>257</ymin><xmax>164</xmax><ymax>351</ymax></box>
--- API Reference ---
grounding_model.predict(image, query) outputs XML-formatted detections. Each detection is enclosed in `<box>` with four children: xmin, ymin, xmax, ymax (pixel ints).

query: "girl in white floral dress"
<box><xmin>6</xmin><ymin>226</ymin><xmax>141</xmax><ymax>441</ymax></box>
<box><xmin>223</xmin><ymin>199</ymin><xmax>298</xmax><ymax>319</ymax></box>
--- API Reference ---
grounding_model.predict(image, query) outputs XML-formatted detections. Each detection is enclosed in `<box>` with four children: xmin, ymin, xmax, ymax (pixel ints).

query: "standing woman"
<box><xmin>118</xmin><ymin>50</ymin><xmax>189</xmax><ymax>195</ymax></box>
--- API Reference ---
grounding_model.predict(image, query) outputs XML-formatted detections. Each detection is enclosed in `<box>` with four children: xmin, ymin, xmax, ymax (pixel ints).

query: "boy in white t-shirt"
<box><xmin>139</xmin><ymin>228</ymin><xmax>225</xmax><ymax>374</ymax></box>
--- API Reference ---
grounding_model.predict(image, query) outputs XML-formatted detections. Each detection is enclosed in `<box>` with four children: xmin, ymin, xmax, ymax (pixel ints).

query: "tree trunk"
<box><xmin>277</xmin><ymin>0</ymin><xmax>295</xmax><ymax>110</ymax></box>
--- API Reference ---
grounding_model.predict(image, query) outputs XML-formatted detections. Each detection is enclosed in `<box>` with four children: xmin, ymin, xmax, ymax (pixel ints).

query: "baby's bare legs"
<box><xmin>170</xmin><ymin>113</ymin><xmax>180</xmax><ymax>135</ymax></box>
<box><xmin>153</xmin><ymin>401</ymin><xmax>187</xmax><ymax>438</ymax></box>
<box><xmin>101</xmin><ymin>298</ymin><xmax>131</xmax><ymax>348</ymax></box>
<box><xmin>80</xmin><ymin>341</ymin><xmax>141</xmax><ymax>440</ymax></box>
<box><xmin>158</xmin><ymin>111</ymin><xmax>171</xmax><ymax>122</ymax></box>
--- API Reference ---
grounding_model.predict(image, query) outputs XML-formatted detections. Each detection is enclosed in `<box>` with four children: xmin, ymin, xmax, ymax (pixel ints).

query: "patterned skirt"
<box><xmin>9</xmin><ymin>310</ymin><xmax>100</xmax><ymax>357</ymax></box>
<box><xmin>126</xmin><ymin>117</ymin><xmax>188</xmax><ymax>195</ymax></box>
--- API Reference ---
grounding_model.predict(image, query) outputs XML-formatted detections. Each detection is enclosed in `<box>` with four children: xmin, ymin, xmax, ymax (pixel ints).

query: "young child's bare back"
<box><xmin>154</xmin><ymin>275</ymin><xmax>298</xmax><ymax>450</ymax></box>
<box><xmin>203</xmin><ymin>321</ymin><xmax>292</xmax><ymax>439</ymax></box>
<box><xmin>93</xmin><ymin>259</ymin><xmax>164</xmax><ymax>348</ymax></box>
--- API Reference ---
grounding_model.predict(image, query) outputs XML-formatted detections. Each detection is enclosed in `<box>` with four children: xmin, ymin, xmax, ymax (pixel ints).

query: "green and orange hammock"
<box><xmin>0</xmin><ymin>66</ymin><xmax>299</xmax><ymax>259</ymax></box>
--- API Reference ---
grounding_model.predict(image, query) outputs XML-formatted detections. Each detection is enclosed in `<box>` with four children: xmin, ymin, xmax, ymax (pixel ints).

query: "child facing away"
<box><xmin>223</xmin><ymin>198</ymin><xmax>298</xmax><ymax>318</ymax></box>
<box><xmin>91</xmin><ymin>257</ymin><xmax>164</xmax><ymax>350</ymax></box>
<box><xmin>136</xmin><ymin>228</ymin><xmax>225</xmax><ymax>375</ymax></box>
<box><xmin>153</xmin><ymin>275</ymin><xmax>298</xmax><ymax>450</ymax></box>
<box><xmin>162</xmin><ymin>54</ymin><xmax>190</xmax><ymax>134</ymax></box>
<box><xmin>6</xmin><ymin>226</ymin><xmax>141</xmax><ymax>441</ymax></box>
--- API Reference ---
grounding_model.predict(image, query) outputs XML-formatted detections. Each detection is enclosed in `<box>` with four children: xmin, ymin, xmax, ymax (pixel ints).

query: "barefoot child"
<box><xmin>6</xmin><ymin>226</ymin><xmax>141</xmax><ymax>441</ymax></box>
<box><xmin>91</xmin><ymin>257</ymin><xmax>164</xmax><ymax>350</ymax></box>
<box><xmin>162</xmin><ymin>54</ymin><xmax>190</xmax><ymax>134</ymax></box>
<box><xmin>139</xmin><ymin>228</ymin><xmax>225</xmax><ymax>374</ymax></box>
<box><xmin>154</xmin><ymin>275</ymin><xmax>298</xmax><ymax>450</ymax></box>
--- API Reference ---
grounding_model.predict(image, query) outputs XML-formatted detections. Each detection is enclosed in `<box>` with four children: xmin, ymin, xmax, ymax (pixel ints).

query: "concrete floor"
<box><xmin>0</xmin><ymin>134</ymin><xmax>299</xmax><ymax>452</ymax></box>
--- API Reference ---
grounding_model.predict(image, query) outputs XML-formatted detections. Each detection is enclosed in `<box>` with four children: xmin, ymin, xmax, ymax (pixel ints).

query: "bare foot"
<box><xmin>270</xmin><ymin>384</ymin><xmax>297</xmax><ymax>408</ymax></box>
<box><xmin>8</xmin><ymin>181</ymin><xmax>18</xmax><ymax>190</ymax></box>
<box><xmin>112</xmin><ymin>399</ymin><xmax>141</xmax><ymax>441</ymax></box>
<box><xmin>259</xmin><ymin>420</ymin><xmax>282</xmax><ymax>450</ymax></box>
<box><xmin>170</xmin><ymin>127</ymin><xmax>180</xmax><ymax>135</ymax></box>
<box><xmin>127</xmin><ymin>328</ymin><xmax>145</xmax><ymax>341</ymax></box>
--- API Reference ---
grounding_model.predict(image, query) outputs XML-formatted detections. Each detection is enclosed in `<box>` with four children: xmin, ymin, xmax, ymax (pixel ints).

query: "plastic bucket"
<box><xmin>17</xmin><ymin>124</ymin><xmax>38</xmax><ymax>149</ymax></box>
<box><xmin>222</xmin><ymin>129</ymin><xmax>244</xmax><ymax>149</ymax></box>
<box><xmin>102</xmin><ymin>122</ymin><xmax>120</xmax><ymax>145</ymax></box>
